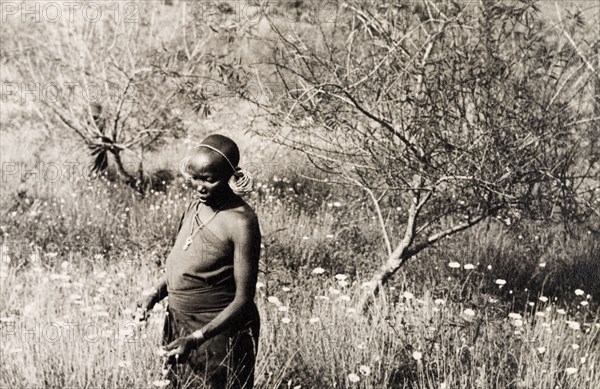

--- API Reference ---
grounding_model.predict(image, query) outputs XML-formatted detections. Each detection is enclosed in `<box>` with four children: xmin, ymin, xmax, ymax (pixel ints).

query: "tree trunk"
<box><xmin>357</xmin><ymin>185</ymin><xmax>425</xmax><ymax>312</ymax></box>
<box><xmin>111</xmin><ymin>150</ymin><xmax>142</xmax><ymax>194</ymax></box>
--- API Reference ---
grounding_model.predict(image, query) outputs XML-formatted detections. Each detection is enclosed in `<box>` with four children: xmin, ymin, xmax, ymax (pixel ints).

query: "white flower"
<box><xmin>538</xmin><ymin>262</ymin><xmax>546</xmax><ymax>268</ymax></box>
<box><xmin>574</xmin><ymin>289</ymin><xmax>584</xmax><ymax>296</ymax></box>
<box><xmin>495</xmin><ymin>279</ymin><xmax>506</xmax><ymax>286</ymax></box>
<box><xmin>536</xmin><ymin>347</ymin><xmax>546</xmax><ymax>354</ymax></box>
<box><xmin>335</xmin><ymin>274</ymin><xmax>348</xmax><ymax>281</ymax></box>
<box><xmin>282</xmin><ymin>287</ymin><xmax>291</xmax><ymax>292</ymax></box>
<box><xmin>571</xmin><ymin>344</ymin><xmax>580</xmax><ymax>350</ymax></box>
<box><xmin>359</xmin><ymin>365</ymin><xmax>371</xmax><ymax>376</ymax></box>
<box><xmin>538</xmin><ymin>296</ymin><xmax>548</xmax><ymax>303</ymax></box>
<box><xmin>152</xmin><ymin>380</ymin><xmax>171</xmax><ymax>387</ymax></box>
<box><xmin>464</xmin><ymin>264</ymin><xmax>475</xmax><ymax>270</ymax></box>
<box><xmin>329</xmin><ymin>287</ymin><xmax>341</xmax><ymax>295</ymax></box>
<box><xmin>348</xmin><ymin>373</ymin><xmax>360</xmax><ymax>383</ymax></box>
<box><xmin>311</xmin><ymin>267</ymin><xmax>325</xmax><ymax>275</ymax></box>
<box><xmin>338</xmin><ymin>280</ymin><xmax>349</xmax><ymax>287</ymax></box>
<box><xmin>434</xmin><ymin>299</ymin><xmax>445</xmax><ymax>305</ymax></box>
<box><xmin>281</xmin><ymin>317</ymin><xmax>291</xmax><ymax>324</ymax></box>
<box><xmin>557</xmin><ymin>309</ymin><xmax>567</xmax><ymax>315</ymax></box>
<box><xmin>278</xmin><ymin>306</ymin><xmax>289</xmax><ymax>312</ymax></box>
<box><xmin>256</xmin><ymin>281</ymin><xmax>265</xmax><ymax>289</ymax></box>
<box><xmin>309</xmin><ymin>317</ymin><xmax>320</xmax><ymax>324</ymax></box>
<box><xmin>565</xmin><ymin>367</ymin><xmax>578</xmax><ymax>375</ymax></box>
<box><xmin>508</xmin><ymin>313</ymin><xmax>522</xmax><ymax>320</ymax></box>
<box><xmin>448</xmin><ymin>262</ymin><xmax>460</xmax><ymax>269</ymax></box>
<box><xmin>566</xmin><ymin>321</ymin><xmax>581</xmax><ymax>330</ymax></box>
<box><xmin>512</xmin><ymin>319</ymin><xmax>524</xmax><ymax>327</ymax></box>
<box><xmin>580</xmin><ymin>301</ymin><xmax>588</xmax><ymax>307</ymax></box>
<box><xmin>412</xmin><ymin>351</ymin><xmax>423</xmax><ymax>360</ymax></box>
<box><xmin>463</xmin><ymin>308</ymin><xmax>476</xmax><ymax>317</ymax></box>
<box><xmin>267</xmin><ymin>296</ymin><xmax>282</xmax><ymax>306</ymax></box>
<box><xmin>402</xmin><ymin>291</ymin><xmax>414</xmax><ymax>299</ymax></box>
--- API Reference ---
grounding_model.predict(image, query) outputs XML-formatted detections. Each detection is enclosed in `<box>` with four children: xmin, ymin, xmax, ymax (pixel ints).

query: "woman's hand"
<box><xmin>163</xmin><ymin>335</ymin><xmax>202</xmax><ymax>364</ymax></box>
<box><xmin>133</xmin><ymin>289</ymin><xmax>159</xmax><ymax>322</ymax></box>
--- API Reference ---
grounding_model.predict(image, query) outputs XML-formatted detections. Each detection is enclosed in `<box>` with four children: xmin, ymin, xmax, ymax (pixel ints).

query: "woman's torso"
<box><xmin>165</xmin><ymin>199</ymin><xmax>237</xmax><ymax>312</ymax></box>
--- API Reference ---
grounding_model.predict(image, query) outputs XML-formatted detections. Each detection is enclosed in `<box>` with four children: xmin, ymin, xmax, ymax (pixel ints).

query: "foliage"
<box><xmin>2</xmin><ymin>1</ymin><xmax>247</xmax><ymax>193</ymax></box>
<box><xmin>246</xmin><ymin>0</ymin><xmax>599</xmax><ymax>303</ymax></box>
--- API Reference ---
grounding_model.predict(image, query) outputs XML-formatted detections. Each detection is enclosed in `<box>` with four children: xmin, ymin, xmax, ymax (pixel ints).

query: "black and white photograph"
<box><xmin>1</xmin><ymin>1</ymin><xmax>598</xmax><ymax>388</ymax></box>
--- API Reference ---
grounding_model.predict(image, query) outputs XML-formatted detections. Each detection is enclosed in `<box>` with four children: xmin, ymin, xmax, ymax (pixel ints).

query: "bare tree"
<box><xmin>3</xmin><ymin>1</ymin><xmax>240</xmax><ymax>193</ymax></box>
<box><xmin>247</xmin><ymin>0</ymin><xmax>599</xmax><ymax>310</ymax></box>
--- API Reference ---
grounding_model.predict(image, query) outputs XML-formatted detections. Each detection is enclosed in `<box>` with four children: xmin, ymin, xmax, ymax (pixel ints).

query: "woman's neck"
<box><xmin>202</xmin><ymin>190</ymin><xmax>238</xmax><ymax>209</ymax></box>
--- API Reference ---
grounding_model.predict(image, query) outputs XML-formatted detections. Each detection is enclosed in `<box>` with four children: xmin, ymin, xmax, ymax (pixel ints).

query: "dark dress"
<box><xmin>163</xmin><ymin>199</ymin><xmax>260</xmax><ymax>389</ymax></box>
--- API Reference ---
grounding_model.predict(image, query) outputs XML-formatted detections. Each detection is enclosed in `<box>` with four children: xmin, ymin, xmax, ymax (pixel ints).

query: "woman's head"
<box><xmin>180</xmin><ymin>134</ymin><xmax>251</xmax><ymax>204</ymax></box>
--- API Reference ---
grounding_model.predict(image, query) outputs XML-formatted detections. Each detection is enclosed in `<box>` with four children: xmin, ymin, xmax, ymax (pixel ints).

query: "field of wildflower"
<box><xmin>1</xmin><ymin>131</ymin><xmax>598</xmax><ymax>388</ymax></box>
<box><xmin>1</xmin><ymin>0</ymin><xmax>599</xmax><ymax>388</ymax></box>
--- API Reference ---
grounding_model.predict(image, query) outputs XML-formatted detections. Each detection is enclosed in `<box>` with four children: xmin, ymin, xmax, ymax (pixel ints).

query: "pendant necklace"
<box><xmin>182</xmin><ymin>200</ymin><xmax>226</xmax><ymax>250</ymax></box>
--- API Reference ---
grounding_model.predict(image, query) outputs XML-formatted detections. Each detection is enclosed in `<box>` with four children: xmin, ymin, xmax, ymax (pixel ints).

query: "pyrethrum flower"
<box><xmin>565</xmin><ymin>367</ymin><xmax>578</xmax><ymax>375</ymax></box>
<box><xmin>412</xmin><ymin>351</ymin><xmax>423</xmax><ymax>361</ymax></box>
<box><xmin>348</xmin><ymin>373</ymin><xmax>360</xmax><ymax>383</ymax></box>
<box><xmin>448</xmin><ymin>262</ymin><xmax>460</xmax><ymax>269</ymax></box>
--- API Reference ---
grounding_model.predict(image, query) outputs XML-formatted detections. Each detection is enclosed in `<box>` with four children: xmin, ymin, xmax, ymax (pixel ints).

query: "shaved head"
<box><xmin>197</xmin><ymin>134</ymin><xmax>240</xmax><ymax>174</ymax></box>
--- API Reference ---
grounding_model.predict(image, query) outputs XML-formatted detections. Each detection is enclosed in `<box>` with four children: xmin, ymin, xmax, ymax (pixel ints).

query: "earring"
<box><xmin>228</xmin><ymin>167</ymin><xmax>254</xmax><ymax>195</ymax></box>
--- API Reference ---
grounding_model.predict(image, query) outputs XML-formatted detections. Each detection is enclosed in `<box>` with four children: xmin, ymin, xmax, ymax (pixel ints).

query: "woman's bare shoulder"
<box><xmin>225</xmin><ymin>198</ymin><xmax>259</xmax><ymax>226</ymax></box>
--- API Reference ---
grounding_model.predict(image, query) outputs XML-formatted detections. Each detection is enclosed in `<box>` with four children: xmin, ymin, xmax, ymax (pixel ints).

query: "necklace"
<box><xmin>182</xmin><ymin>201</ymin><xmax>227</xmax><ymax>250</ymax></box>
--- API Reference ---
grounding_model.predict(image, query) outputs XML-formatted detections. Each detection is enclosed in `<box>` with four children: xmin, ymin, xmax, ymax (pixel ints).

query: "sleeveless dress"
<box><xmin>163</xmin><ymin>199</ymin><xmax>260</xmax><ymax>389</ymax></box>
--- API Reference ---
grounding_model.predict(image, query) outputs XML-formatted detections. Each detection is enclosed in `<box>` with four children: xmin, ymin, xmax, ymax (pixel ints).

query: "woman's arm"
<box><xmin>135</xmin><ymin>274</ymin><xmax>168</xmax><ymax>320</ymax></box>
<box><xmin>148</xmin><ymin>273</ymin><xmax>169</xmax><ymax>300</ymax></box>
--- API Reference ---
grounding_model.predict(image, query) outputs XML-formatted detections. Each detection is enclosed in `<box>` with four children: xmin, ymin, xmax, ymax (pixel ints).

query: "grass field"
<box><xmin>1</xmin><ymin>150</ymin><xmax>598</xmax><ymax>388</ymax></box>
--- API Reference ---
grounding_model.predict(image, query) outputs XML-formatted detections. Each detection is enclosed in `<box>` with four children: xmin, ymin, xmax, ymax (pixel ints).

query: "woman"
<box><xmin>136</xmin><ymin>134</ymin><xmax>261</xmax><ymax>389</ymax></box>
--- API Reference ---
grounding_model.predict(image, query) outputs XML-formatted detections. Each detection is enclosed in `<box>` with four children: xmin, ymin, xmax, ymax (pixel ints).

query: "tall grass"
<box><xmin>1</xmin><ymin>163</ymin><xmax>598</xmax><ymax>388</ymax></box>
